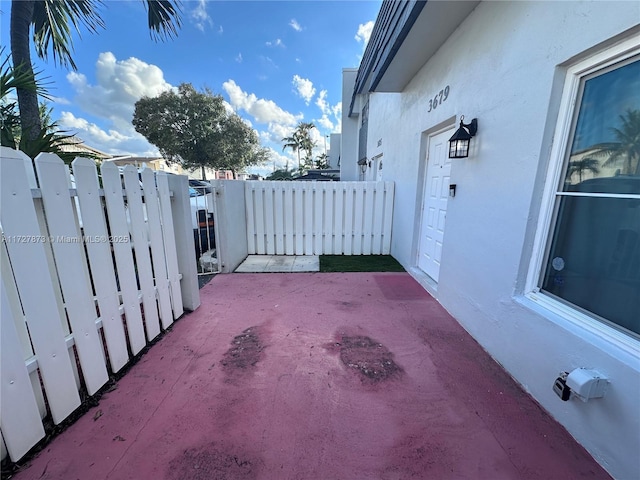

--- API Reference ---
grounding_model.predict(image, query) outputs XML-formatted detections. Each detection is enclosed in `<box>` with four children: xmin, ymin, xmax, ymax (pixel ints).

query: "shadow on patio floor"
<box><xmin>11</xmin><ymin>273</ymin><xmax>610</xmax><ymax>480</ymax></box>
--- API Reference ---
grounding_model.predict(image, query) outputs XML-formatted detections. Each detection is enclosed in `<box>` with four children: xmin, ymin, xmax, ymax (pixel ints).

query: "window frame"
<box><xmin>526</xmin><ymin>33</ymin><xmax>640</xmax><ymax>354</ymax></box>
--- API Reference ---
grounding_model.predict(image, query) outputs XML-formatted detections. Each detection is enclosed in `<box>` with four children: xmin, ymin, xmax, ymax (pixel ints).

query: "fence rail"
<box><xmin>0</xmin><ymin>148</ymin><xmax>198</xmax><ymax>462</ymax></box>
<box><xmin>245</xmin><ymin>181</ymin><xmax>394</xmax><ymax>256</ymax></box>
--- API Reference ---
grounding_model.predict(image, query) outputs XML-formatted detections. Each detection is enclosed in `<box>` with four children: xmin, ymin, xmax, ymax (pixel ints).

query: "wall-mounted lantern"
<box><xmin>448</xmin><ymin>116</ymin><xmax>478</xmax><ymax>158</ymax></box>
<box><xmin>358</xmin><ymin>158</ymin><xmax>367</xmax><ymax>174</ymax></box>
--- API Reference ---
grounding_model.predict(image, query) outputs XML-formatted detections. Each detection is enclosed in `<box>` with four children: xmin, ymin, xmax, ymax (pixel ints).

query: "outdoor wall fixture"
<box><xmin>358</xmin><ymin>158</ymin><xmax>368</xmax><ymax>174</ymax></box>
<box><xmin>448</xmin><ymin>116</ymin><xmax>478</xmax><ymax>158</ymax></box>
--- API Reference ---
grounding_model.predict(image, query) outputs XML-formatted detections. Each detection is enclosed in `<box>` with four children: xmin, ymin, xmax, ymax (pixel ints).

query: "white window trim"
<box><xmin>525</xmin><ymin>33</ymin><xmax>640</xmax><ymax>356</ymax></box>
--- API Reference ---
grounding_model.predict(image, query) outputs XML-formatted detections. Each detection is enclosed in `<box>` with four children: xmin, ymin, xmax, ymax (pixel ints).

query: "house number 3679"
<box><xmin>427</xmin><ymin>85</ymin><xmax>450</xmax><ymax>112</ymax></box>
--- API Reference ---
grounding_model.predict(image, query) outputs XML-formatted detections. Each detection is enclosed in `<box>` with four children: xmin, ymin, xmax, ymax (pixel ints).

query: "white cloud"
<box><xmin>317</xmin><ymin>114</ymin><xmax>334</xmax><ymax>131</ymax></box>
<box><xmin>61</xmin><ymin>52</ymin><xmax>173</xmax><ymax>154</ymax></box>
<box><xmin>355</xmin><ymin>21</ymin><xmax>374</xmax><ymax>46</ymax></box>
<box><xmin>51</xmin><ymin>96</ymin><xmax>71</xmax><ymax>106</ymax></box>
<box><xmin>266</xmin><ymin>38</ymin><xmax>285</xmax><ymax>48</ymax></box>
<box><xmin>59</xmin><ymin>111</ymin><xmax>158</xmax><ymax>156</ymax></box>
<box><xmin>332</xmin><ymin>102</ymin><xmax>342</xmax><ymax>119</ymax></box>
<box><xmin>222</xmin><ymin>79</ymin><xmax>300</xmax><ymax>127</ymax></box>
<box><xmin>218</xmin><ymin>25</ymin><xmax>223</xmax><ymax>34</ymax></box>
<box><xmin>289</xmin><ymin>19</ymin><xmax>302</xmax><ymax>32</ymax></box>
<box><xmin>292</xmin><ymin>75</ymin><xmax>316</xmax><ymax>105</ymax></box>
<box><xmin>190</xmin><ymin>0</ymin><xmax>213</xmax><ymax>31</ymax></box>
<box><xmin>235</xmin><ymin>53</ymin><xmax>243</xmax><ymax>63</ymax></box>
<box><xmin>67</xmin><ymin>52</ymin><xmax>172</xmax><ymax>127</ymax></box>
<box><xmin>316</xmin><ymin>89</ymin><xmax>329</xmax><ymax>115</ymax></box>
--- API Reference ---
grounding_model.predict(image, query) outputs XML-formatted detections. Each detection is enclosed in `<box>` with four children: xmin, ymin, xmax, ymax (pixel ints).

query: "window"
<box><xmin>537</xmin><ymin>40</ymin><xmax>640</xmax><ymax>338</ymax></box>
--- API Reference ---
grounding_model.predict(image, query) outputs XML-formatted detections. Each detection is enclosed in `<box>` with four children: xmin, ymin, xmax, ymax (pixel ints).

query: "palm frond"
<box><xmin>145</xmin><ymin>0</ymin><xmax>182</xmax><ymax>41</ymax></box>
<box><xmin>32</xmin><ymin>0</ymin><xmax>105</xmax><ymax>70</ymax></box>
<box><xmin>0</xmin><ymin>46</ymin><xmax>50</xmax><ymax>100</ymax></box>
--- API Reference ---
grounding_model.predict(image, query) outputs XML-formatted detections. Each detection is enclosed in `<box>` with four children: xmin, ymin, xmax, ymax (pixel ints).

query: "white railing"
<box><xmin>245</xmin><ymin>181</ymin><xmax>394</xmax><ymax>256</ymax></box>
<box><xmin>0</xmin><ymin>148</ymin><xmax>199</xmax><ymax>462</ymax></box>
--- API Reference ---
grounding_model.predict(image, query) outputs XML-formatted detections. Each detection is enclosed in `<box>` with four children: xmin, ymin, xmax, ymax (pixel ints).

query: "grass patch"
<box><xmin>319</xmin><ymin>255</ymin><xmax>405</xmax><ymax>273</ymax></box>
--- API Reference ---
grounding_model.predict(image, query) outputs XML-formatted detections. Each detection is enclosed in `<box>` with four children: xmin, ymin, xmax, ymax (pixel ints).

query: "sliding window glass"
<box><xmin>542</xmin><ymin>56</ymin><xmax>640</xmax><ymax>336</ymax></box>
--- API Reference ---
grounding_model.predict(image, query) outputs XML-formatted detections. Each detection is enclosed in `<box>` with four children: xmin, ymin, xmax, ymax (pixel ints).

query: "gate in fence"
<box><xmin>0</xmin><ymin>148</ymin><xmax>199</xmax><ymax>462</ymax></box>
<box><xmin>245</xmin><ymin>181</ymin><xmax>394</xmax><ymax>256</ymax></box>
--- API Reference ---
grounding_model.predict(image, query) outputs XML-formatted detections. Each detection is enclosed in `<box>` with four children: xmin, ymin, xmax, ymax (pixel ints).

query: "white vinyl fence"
<box><xmin>245</xmin><ymin>181</ymin><xmax>394</xmax><ymax>255</ymax></box>
<box><xmin>0</xmin><ymin>148</ymin><xmax>199</xmax><ymax>462</ymax></box>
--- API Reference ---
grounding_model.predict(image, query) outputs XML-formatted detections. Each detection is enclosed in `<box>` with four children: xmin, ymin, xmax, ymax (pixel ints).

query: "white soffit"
<box><xmin>375</xmin><ymin>1</ymin><xmax>480</xmax><ymax>92</ymax></box>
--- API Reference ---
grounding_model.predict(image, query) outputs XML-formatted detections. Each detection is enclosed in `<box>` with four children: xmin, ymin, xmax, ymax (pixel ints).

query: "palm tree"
<box><xmin>297</xmin><ymin>121</ymin><xmax>316</xmax><ymax>168</ymax></box>
<box><xmin>1</xmin><ymin>48</ymin><xmax>85</xmax><ymax>162</ymax></box>
<box><xmin>595</xmin><ymin>109</ymin><xmax>640</xmax><ymax>175</ymax></box>
<box><xmin>567</xmin><ymin>157</ymin><xmax>600</xmax><ymax>183</ymax></box>
<box><xmin>10</xmin><ymin>0</ymin><xmax>181</xmax><ymax>142</ymax></box>
<box><xmin>282</xmin><ymin>132</ymin><xmax>301</xmax><ymax>170</ymax></box>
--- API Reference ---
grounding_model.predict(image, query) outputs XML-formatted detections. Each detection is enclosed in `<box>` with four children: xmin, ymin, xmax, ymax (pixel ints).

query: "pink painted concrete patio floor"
<box><xmin>12</xmin><ymin>273</ymin><xmax>609</xmax><ymax>480</ymax></box>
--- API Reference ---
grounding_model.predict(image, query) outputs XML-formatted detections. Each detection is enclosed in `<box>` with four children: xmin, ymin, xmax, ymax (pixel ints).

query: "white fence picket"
<box><xmin>334</xmin><ymin>185</ymin><xmax>344</xmax><ymax>254</ymax></box>
<box><xmin>254</xmin><ymin>185</ymin><xmax>266</xmax><ymax>255</ymax></box>
<box><xmin>0</xmin><ymin>149</ymin><xmax>198</xmax><ymax>462</ymax></box>
<box><xmin>0</xmin><ymin>236</ymin><xmax>44</xmax><ymax>458</ymax></box>
<box><xmin>35</xmin><ymin>154</ymin><xmax>109</xmax><ymax>395</ymax></box>
<box><xmin>156</xmin><ymin>172</ymin><xmax>184</xmax><ymax>319</ymax></box>
<box><xmin>382</xmin><ymin>182</ymin><xmax>394</xmax><ymax>254</ymax></box>
<box><xmin>141</xmin><ymin>168</ymin><xmax>173</xmax><ymax>329</ymax></box>
<box><xmin>73</xmin><ymin>158</ymin><xmax>129</xmax><ymax>373</ymax></box>
<box><xmin>245</xmin><ymin>185</ymin><xmax>257</xmax><ymax>255</ymax></box>
<box><xmin>264</xmin><ymin>184</ymin><xmax>276</xmax><ymax>255</ymax></box>
<box><xmin>1</xmin><ymin>269</ymin><xmax>45</xmax><ymax>460</ymax></box>
<box><xmin>303</xmin><ymin>184</ymin><xmax>314</xmax><ymax>254</ymax></box>
<box><xmin>343</xmin><ymin>184</ymin><xmax>354</xmax><ymax>255</ymax></box>
<box><xmin>313</xmin><ymin>185</ymin><xmax>323</xmax><ymax>254</ymax></box>
<box><xmin>284</xmin><ymin>184</ymin><xmax>295</xmax><ymax>255</ymax></box>
<box><xmin>122</xmin><ymin>165</ymin><xmax>161</xmax><ymax>343</ymax></box>
<box><xmin>243</xmin><ymin>181</ymin><xmax>394</xmax><ymax>256</ymax></box>
<box><xmin>274</xmin><ymin>186</ymin><xmax>285</xmax><ymax>255</ymax></box>
<box><xmin>0</xmin><ymin>150</ymin><xmax>81</xmax><ymax>424</ymax></box>
<box><xmin>353</xmin><ymin>183</ymin><xmax>364</xmax><ymax>255</ymax></box>
<box><xmin>362</xmin><ymin>184</ymin><xmax>374</xmax><ymax>255</ymax></box>
<box><xmin>293</xmin><ymin>186</ymin><xmax>304</xmax><ymax>255</ymax></box>
<box><xmin>101</xmin><ymin>163</ymin><xmax>150</xmax><ymax>352</ymax></box>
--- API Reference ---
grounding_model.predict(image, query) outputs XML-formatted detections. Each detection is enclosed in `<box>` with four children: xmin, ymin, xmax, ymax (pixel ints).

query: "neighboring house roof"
<box><xmin>350</xmin><ymin>0</ymin><xmax>479</xmax><ymax>115</ymax></box>
<box><xmin>58</xmin><ymin>136</ymin><xmax>111</xmax><ymax>160</ymax></box>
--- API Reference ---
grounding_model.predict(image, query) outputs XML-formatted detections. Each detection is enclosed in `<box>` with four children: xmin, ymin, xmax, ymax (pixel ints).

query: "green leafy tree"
<box><xmin>217</xmin><ymin>113</ymin><xmax>270</xmax><ymax>179</ymax></box>
<box><xmin>9</xmin><ymin>0</ymin><xmax>181</xmax><ymax>142</ymax></box>
<box><xmin>315</xmin><ymin>152</ymin><xmax>330</xmax><ymax>169</ymax></box>
<box><xmin>133</xmin><ymin>83</ymin><xmax>268</xmax><ymax>179</ymax></box>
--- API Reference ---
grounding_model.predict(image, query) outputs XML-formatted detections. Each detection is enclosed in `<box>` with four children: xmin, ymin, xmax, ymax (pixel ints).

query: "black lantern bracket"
<box><xmin>448</xmin><ymin>116</ymin><xmax>478</xmax><ymax>158</ymax></box>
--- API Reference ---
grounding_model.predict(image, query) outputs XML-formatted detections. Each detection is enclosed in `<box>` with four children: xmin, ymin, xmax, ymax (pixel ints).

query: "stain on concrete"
<box><xmin>221</xmin><ymin>326</ymin><xmax>265</xmax><ymax>383</ymax></box>
<box><xmin>325</xmin><ymin>333</ymin><xmax>403</xmax><ymax>383</ymax></box>
<box><xmin>374</xmin><ymin>274</ymin><xmax>426</xmax><ymax>300</ymax></box>
<box><xmin>167</xmin><ymin>442</ymin><xmax>259</xmax><ymax>480</ymax></box>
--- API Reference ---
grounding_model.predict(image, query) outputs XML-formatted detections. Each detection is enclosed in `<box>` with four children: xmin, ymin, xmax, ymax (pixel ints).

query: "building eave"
<box><xmin>349</xmin><ymin>0</ymin><xmax>480</xmax><ymax>115</ymax></box>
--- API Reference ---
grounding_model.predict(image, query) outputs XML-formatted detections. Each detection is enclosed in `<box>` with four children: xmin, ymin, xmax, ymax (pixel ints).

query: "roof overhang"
<box><xmin>350</xmin><ymin>0</ymin><xmax>480</xmax><ymax>115</ymax></box>
<box><xmin>373</xmin><ymin>0</ymin><xmax>480</xmax><ymax>92</ymax></box>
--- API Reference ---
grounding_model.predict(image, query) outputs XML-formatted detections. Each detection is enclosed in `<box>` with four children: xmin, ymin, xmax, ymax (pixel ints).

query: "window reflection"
<box><xmin>543</xmin><ymin>55</ymin><xmax>640</xmax><ymax>337</ymax></box>
<box><xmin>563</xmin><ymin>58</ymin><xmax>640</xmax><ymax>194</ymax></box>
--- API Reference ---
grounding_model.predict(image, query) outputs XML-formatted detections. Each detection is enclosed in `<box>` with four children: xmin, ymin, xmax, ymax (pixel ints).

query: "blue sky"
<box><xmin>1</xmin><ymin>0</ymin><xmax>381</xmax><ymax>175</ymax></box>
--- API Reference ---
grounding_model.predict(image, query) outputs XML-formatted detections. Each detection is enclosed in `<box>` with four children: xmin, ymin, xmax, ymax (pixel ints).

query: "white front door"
<box><xmin>417</xmin><ymin>128</ymin><xmax>453</xmax><ymax>282</ymax></box>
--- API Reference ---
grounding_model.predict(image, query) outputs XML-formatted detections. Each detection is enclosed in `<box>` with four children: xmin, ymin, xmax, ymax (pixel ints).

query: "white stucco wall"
<box><xmin>363</xmin><ymin>2</ymin><xmax>640</xmax><ymax>478</ymax></box>
<box><xmin>329</xmin><ymin>133</ymin><xmax>341</xmax><ymax>170</ymax></box>
<box><xmin>340</xmin><ymin>69</ymin><xmax>359</xmax><ymax>181</ymax></box>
